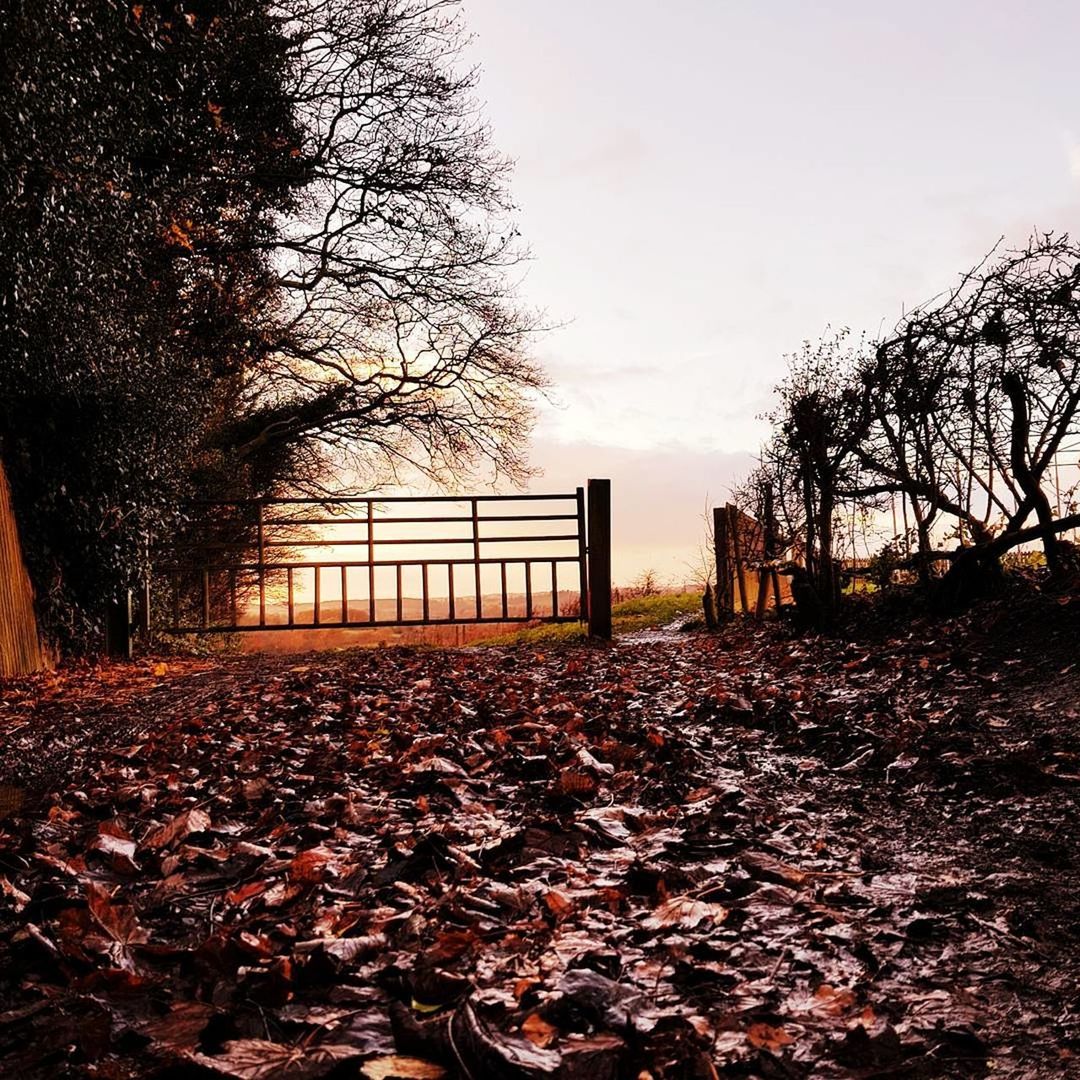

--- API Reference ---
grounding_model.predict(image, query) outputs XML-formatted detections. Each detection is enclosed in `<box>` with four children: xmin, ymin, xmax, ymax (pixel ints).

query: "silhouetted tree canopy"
<box><xmin>0</xmin><ymin>0</ymin><xmax>543</xmax><ymax>649</ymax></box>
<box><xmin>746</xmin><ymin>233</ymin><xmax>1080</xmax><ymax>617</ymax></box>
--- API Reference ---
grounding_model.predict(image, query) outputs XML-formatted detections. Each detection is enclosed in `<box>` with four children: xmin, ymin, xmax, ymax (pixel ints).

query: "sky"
<box><xmin>451</xmin><ymin>0</ymin><xmax>1080</xmax><ymax>583</ymax></box>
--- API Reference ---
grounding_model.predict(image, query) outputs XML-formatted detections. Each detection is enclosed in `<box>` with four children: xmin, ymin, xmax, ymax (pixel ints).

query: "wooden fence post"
<box><xmin>587</xmin><ymin>478</ymin><xmax>612</xmax><ymax>639</ymax></box>
<box><xmin>105</xmin><ymin>591</ymin><xmax>132</xmax><ymax>659</ymax></box>
<box><xmin>713</xmin><ymin>506</ymin><xmax>732</xmax><ymax>618</ymax></box>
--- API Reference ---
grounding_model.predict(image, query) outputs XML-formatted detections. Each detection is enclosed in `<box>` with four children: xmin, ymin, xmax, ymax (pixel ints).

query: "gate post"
<box><xmin>105</xmin><ymin>591</ymin><xmax>132</xmax><ymax>659</ymax></box>
<box><xmin>587</xmin><ymin>479</ymin><xmax>612</xmax><ymax>639</ymax></box>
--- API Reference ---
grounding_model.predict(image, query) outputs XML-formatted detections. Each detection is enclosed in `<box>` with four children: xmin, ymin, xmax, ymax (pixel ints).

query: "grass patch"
<box><xmin>477</xmin><ymin>591</ymin><xmax>702</xmax><ymax>646</ymax></box>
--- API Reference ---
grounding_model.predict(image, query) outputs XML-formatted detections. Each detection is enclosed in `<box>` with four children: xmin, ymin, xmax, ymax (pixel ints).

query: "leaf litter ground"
<box><xmin>1</xmin><ymin>599</ymin><xmax>1079</xmax><ymax>1079</ymax></box>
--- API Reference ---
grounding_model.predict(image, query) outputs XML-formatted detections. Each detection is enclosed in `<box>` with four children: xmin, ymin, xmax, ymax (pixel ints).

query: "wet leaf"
<box><xmin>643</xmin><ymin>895</ymin><xmax>728</xmax><ymax>929</ymax></box>
<box><xmin>142</xmin><ymin>807</ymin><xmax>211</xmax><ymax>851</ymax></box>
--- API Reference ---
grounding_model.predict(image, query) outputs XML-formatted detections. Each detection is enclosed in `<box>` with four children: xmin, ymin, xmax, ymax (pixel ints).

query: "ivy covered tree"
<box><xmin>0</xmin><ymin>0</ymin><xmax>544</xmax><ymax>650</ymax></box>
<box><xmin>0</xmin><ymin>0</ymin><xmax>305</xmax><ymax>646</ymax></box>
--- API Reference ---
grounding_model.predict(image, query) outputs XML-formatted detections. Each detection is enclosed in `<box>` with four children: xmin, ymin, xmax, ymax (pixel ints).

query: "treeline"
<box><xmin>742</xmin><ymin>233</ymin><xmax>1080</xmax><ymax>618</ymax></box>
<box><xmin>0</xmin><ymin>0</ymin><xmax>542</xmax><ymax>650</ymax></box>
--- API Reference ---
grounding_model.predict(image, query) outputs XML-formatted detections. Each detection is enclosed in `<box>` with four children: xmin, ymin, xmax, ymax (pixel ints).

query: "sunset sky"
<box><xmin>456</xmin><ymin>0</ymin><xmax>1080</xmax><ymax>583</ymax></box>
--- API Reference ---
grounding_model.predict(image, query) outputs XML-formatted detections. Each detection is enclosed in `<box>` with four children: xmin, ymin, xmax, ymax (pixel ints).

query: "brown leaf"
<box><xmin>142</xmin><ymin>1002</ymin><xmax>216</xmax><ymax>1052</ymax></box>
<box><xmin>521</xmin><ymin>1012</ymin><xmax>558</xmax><ymax>1048</ymax></box>
<box><xmin>189</xmin><ymin>1039</ymin><xmax>361</xmax><ymax>1079</ymax></box>
<box><xmin>289</xmin><ymin>847</ymin><xmax>332</xmax><ymax>884</ymax></box>
<box><xmin>644</xmin><ymin>895</ymin><xmax>728</xmax><ymax>929</ymax></box>
<box><xmin>555</xmin><ymin>769</ymin><xmax>599</xmax><ymax>798</ymax></box>
<box><xmin>362</xmin><ymin>1058</ymin><xmax>446</xmax><ymax>1080</ymax></box>
<box><xmin>143</xmin><ymin>807</ymin><xmax>211</xmax><ymax>851</ymax></box>
<box><xmin>741</xmin><ymin>851</ymin><xmax>807</xmax><ymax>888</ymax></box>
<box><xmin>87</xmin><ymin>882</ymin><xmax>148</xmax><ymax>946</ymax></box>
<box><xmin>226</xmin><ymin>880</ymin><xmax>269</xmax><ymax>907</ymax></box>
<box><xmin>542</xmin><ymin>889</ymin><xmax>575</xmax><ymax>920</ymax></box>
<box><xmin>90</xmin><ymin>831</ymin><xmax>140</xmax><ymax>874</ymax></box>
<box><xmin>811</xmin><ymin>983</ymin><xmax>856</xmax><ymax>1016</ymax></box>
<box><xmin>294</xmin><ymin>933</ymin><xmax>385</xmax><ymax>967</ymax></box>
<box><xmin>747</xmin><ymin>1022</ymin><xmax>796</xmax><ymax>1052</ymax></box>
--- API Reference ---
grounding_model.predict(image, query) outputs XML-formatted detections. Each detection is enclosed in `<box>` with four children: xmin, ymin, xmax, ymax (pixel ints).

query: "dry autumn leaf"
<box><xmin>189</xmin><ymin>1039</ymin><xmax>361</xmax><ymax>1079</ymax></box>
<box><xmin>522</xmin><ymin>1012</ymin><xmax>559</xmax><ymax>1048</ymax></box>
<box><xmin>86</xmin><ymin>881</ymin><xmax>148</xmax><ymax>946</ymax></box>
<box><xmin>142</xmin><ymin>807</ymin><xmax>211</xmax><ymax>851</ymax></box>
<box><xmin>747</xmin><ymin>1022</ymin><xmax>796</xmax><ymax>1052</ymax></box>
<box><xmin>362</xmin><ymin>1058</ymin><xmax>446</xmax><ymax>1080</ymax></box>
<box><xmin>555</xmin><ymin>769</ymin><xmax>599</xmax><ymax>797</ymax></box>
<box><xmin>542</xmin><ymin>889</ymin><xmax>575</xmax><ymax>920</ymax></box>
<box><xmin>141</xmin><ymin>1002</ymin><xmax>216</xmax><ymax>1052</ymax></box>
<box><xmin>644</xmin><ymin>895</ymin><xmax>728</xmax><ymax>929</ymax></box>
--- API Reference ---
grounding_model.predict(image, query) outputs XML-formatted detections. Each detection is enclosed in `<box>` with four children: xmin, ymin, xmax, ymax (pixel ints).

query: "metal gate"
<box><xmin>155</xmin><ymin>481</ymin><xmax>611</xmax><ymax>639</ymax></box>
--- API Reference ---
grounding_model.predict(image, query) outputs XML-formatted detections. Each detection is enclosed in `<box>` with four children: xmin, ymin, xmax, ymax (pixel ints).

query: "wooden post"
<box><xmin>105</xmin><ymin>591</ymin><xmax>132</xmax><ymax>659</ymax></box>
<box><xmin>587</xmin><ymin>478</ymin><xmax>612</xmax><ymax>639</ymax></box>
<box><xmin>727</xmin><ymin>504</ymin><xmax>750</xmax><ymax>615</ymax></box>
<box><xmin>713</xmin><ymin>506</ymin><xmax>732</xmax><ymax>618</ymax></box>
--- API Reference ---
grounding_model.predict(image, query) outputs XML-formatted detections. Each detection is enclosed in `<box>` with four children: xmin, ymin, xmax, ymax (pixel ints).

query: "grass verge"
<box><xmin>477</xmin><ymin>591</ymin><xmax>702</xmax><ymax>646</ymax></box>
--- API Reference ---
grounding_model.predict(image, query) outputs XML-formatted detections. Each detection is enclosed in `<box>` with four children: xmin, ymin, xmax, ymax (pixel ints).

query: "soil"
<box><xmin>0</xmin><ymin>593</ymin><xmax>1078</xmax><ymax>1079</ymax></box>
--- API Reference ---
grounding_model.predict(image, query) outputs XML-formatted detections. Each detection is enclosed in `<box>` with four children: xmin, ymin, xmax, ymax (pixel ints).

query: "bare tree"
<box><xmin>234</xmin><ymin>0</ymin><xmax>548</xmax><ymax>491</ymax></box>
<box><xmin>863</xmin><ymin>234</ymin><xmax>1080</xmax><ymax>596</ymax></box>
<box><xmin>765</xmin><ymin>330</ymin><xmax>873</xmax><ymax>618</ymax></box>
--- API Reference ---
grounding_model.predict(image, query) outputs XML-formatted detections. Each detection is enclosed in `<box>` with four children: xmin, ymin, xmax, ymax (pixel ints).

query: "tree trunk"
<box><xmin>817</xmin><ymin>489</ymin><xmax>836</xmax><ymax>617</ymax></box>
<box><xmin>0</xmin><ymin>458</ymin><xmax>45</xmax><ymax>676</ymax></box>
<box><xmin>1002</xmin><ymin>371</ymin><xmax>1060</xmax><ymax>575</ymax></box>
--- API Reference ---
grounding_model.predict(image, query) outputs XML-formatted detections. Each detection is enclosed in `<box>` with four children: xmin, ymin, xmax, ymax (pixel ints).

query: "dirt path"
<box><xmin>0</xmin><ymin>612</ymin><xmax>1078</xmax><ymax>1078</ymax></box>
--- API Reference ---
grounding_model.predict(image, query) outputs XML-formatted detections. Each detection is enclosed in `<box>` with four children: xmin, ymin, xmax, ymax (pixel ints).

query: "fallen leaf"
<box><xmin>747</xmin><ymin>1022</ymin><xmax>796</xmax><ymax>1052</ymax></box>
<box><xmin>644</xmin><ymin>895</ymin><xmax>728</xmax><ymax>929</ymax></box>
<box><xmin>522</xmin><ymin>1012</ymin><xmax>558</xmax><ymax>1048</ymax></box>
<box><xmin>142</xmin><ymin>807</ymin><xmax>211</xmax><ymax>851</ymax></box>
<box><xmin>189</xmin><ymin>1039</ymin><xmax>361</xmax><ymax>1078</ymax></box>
<box><xmin>362</xmin><ymin>1058</ymin><xmax>446</xmax><ymax>1080</ymax></box>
